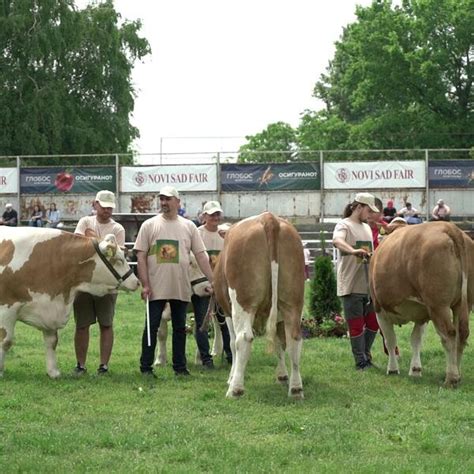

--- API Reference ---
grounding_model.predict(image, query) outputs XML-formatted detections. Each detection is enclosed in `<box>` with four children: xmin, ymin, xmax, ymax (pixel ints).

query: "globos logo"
<box><xmin>55</xmin><ymin>171</ymin><xmax>74</xmax><ymax>192</ymax></box>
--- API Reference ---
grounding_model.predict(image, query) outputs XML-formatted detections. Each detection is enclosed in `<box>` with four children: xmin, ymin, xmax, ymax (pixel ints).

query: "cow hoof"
<box><xmin>48</xmin><ymin>370</ymin><xmax>61</xmax><ymax>379</ymax></box>
<box><xmin>443</xmin><ymin>378</ymin><xmax>460</xmax><ymax>389</ymax></box>
<box><xmin>290</xmin><ymin>387</ymin><xmax>304</xmax><ymax>400</ymax></box>
<box><xmin>277</xmin><ymin>375</ymin><xmax>289</xmax><ymax>384</ymax></box>
<box><xmin>409</xmin><ymin>367</ymin><xmax>422</xmax><ymax>377</ymax></box>
<box><xmin>387</xmin><ymin>370</ymin><xmax>400</xmax><ymax>375</ymax></box>
<box><xmin>226</xmin><ymin>388</ymin><xmax>244</xmax><ymax>399</ymax></box>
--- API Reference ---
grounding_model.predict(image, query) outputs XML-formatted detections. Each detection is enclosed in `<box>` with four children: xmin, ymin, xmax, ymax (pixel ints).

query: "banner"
<box><xmin>324</xmin><ymin>161</ymin><xmax>425</xmax><ymax>189</ymax></box>
<box><xmin>221</xmin><ymin>163</ymin><xmax>320</xmax><ymax>191</ymax></box>
<box><xmin>121</xmin><ymin>164</ymin><xmax>217</xmax><ymax>192</ymax></box>
<box><xmin>428</xmin><ymin>160</ymin><xmax>474</xmax><ymax>187</ymax></box>
<box><xmin>21</xmin><ymin>167</ymin><xmax>116</xmax><ymax>194</ymax></box>
<box><xmin>0</xmin><ymin>168</ymin><xmax>18</xmax><ymax>194</ymax></box>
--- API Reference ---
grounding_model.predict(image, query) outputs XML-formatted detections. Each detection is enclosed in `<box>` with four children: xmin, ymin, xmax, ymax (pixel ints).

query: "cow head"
<box><xmin>93</xmin><ymin>234</ymin><xmax>140</xmax><ymax>292</ymax></box>
<box><xmin>189</xmin><ymin>253</ymin><xmax>209</xmax><ymax>297</ymax></box>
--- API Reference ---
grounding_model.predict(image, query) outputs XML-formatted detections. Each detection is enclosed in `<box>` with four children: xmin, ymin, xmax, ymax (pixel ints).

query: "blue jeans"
<box><xmin>191</xmin><ymin>295</ymin><xmax>212</xmax><ymax>365</ymax></box>
<box><xmin>140</xmin><ymin>299</ymin><xmax>188</xmax><ymax>373</ymax></box>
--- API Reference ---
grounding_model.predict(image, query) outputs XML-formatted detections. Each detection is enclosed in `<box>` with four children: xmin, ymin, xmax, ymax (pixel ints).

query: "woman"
<box><xmin>28</xmin><ymin>205</ymin><xmax>43</xmax><ymax>227</ymax></box>
<box><xmin>45</xmin><ymin>203</ymin><xmax>61</xmax><ymax>228</ymax></box>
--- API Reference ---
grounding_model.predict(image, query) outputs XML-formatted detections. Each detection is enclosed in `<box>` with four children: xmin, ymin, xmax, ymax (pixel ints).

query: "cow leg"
<box><xmin>43</xmin><ymin>330</ymin><xmax>60</xmax><ymax>379</ymax></box>
<box><xmin>226</xmin><ymin>290</ymin><xmax>254</xmax><ymax>399</ymax></box>
<box><xmin>275</xmin><ymin>322</ymin><xmax>288</xmax><ymax>383</ymax></box>
<box><xmin>0</xmin><ymin>310</ymin><xmax>17</xmax><ymax>377</ymax></box>
<box><xmin>428</xmin><ymin>306</ymin><xmax>460</xmax><ymax>387</ymax></box>
<box><xmin>408</xmin><ymin>322</ymin><xmax>427</xmax><ymax>377</ymax></box>
<box><xmin>453</xmin><ymin>298</ymin><xmax>470</xmax><ymax>376</ymax></box>
<box><xmin>376</xmin><ymin>313</ymin><xmax>400</xmax><ymax>375</ymax></box>
<box><xmin>226</xmin><ymin>316</ymin><xmax>236</xmax><ymax>385</ymax></box>
<box><xmin>154</xmin><ymin>305</ymin><xmax>171</xmax><ymax>367</ymax></box>
<box><xmin>284</xmin><ymin>320</ymin><xmax>304</xmax><ymax>400</ymax></box>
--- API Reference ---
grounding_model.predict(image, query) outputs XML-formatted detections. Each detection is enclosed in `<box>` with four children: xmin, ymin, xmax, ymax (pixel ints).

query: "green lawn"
<box><xmin>1</xmin><ymin>291</ymin><xmax>473</xmax><ymax>473</ymax></box>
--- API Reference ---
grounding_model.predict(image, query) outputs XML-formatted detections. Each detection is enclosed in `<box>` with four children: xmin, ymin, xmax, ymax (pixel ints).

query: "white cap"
<box><xmin>202</xmin><ymin>201</ymin><xmax>223</xmax><ymax>215</ymax></box>
<box><xmin>159</xmin><ymin>186</ymin><xmax>180</xmax><ymax>199</ymax></box>
<box><xmin>95</xmin><ymin>190</ymin><xmax>116</xmax><ymax>209</ymax></box>
<box><xmin>437</xmin><ymin>199</ymin><xmax>444</xmax><ymax>205</ymax></box>
<box><xmin>354</xmin><ymin>192</ymin><xmax>379</xmax><ymax>212</ymax></box>
<box><xmin>5</xmin><ymin>203</ymin><xmax>12</xmax><ymax>209</ymax></box>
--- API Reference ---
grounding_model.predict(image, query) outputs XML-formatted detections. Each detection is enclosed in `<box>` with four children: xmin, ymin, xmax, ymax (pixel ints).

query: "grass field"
<box><xmin>1</xmin><ymin>290</ymin><xmax>473</xmax><ymax>473</ymax></box>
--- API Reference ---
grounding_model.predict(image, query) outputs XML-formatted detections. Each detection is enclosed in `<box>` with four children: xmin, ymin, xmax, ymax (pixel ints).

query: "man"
<box><xmin>333</xmin><ymin>192</ymin><xmax>379</xmax><ymax>370</ymax></box>
<box><xmin>0</xmin><ymin>203</ymin><xmax>18</xmax><ymax>226</ymax></box>
<box><xmin>134</xmin><ymin>186</ymin><xmax>214</xmax><ymax>377</ymax></box>
<box><xmin>192</xmin><ymin>201</ymin><xmax>232</xmax><ymax>368</ymax></box>
<box><xmin>73</xmin><ymin>190</ymin><xmax>126</xmax><ymax>376</ymax></box>
<box><xmin>398</xmin><ymin>202</ymin><xmax>422</xmax><ymax>225</ymax></box>
<box><xmin>431</xmin><ymin>199</ymin><xmax>451</xmax><ymax>221</ymax></box>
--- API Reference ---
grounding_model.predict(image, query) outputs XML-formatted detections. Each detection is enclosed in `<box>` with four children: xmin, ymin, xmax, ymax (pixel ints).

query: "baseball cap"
<box><xmin>437</xmin><ymin>199</ymin><xmax>444</xmax><ymax>205</ymax></box>
<box><xmin>5</xmin><ymin>203</ymin><xmax>12</xmax><ymax>209</ymax></box>
<box><xmin>159</xmin><ymin>186</ymin><xmax>180</xmax><ymax>199</ymax></box>
<box><xmin>354</xmin><ymin>192</ymin><xmax>379</xmax><ymax>212</ymax></box>
<box><xmin>95</xmin><ymin>190</ymin><xmax>116</xmax><ymax>209</ymax></box>
<box><xmin>202</xmin><ymin>201</ymin><xmax>223</xmax><ymax>215</ymax></box>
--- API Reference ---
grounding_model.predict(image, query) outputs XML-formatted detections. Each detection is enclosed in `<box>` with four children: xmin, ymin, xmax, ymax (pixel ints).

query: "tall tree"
<box><xmin>0</xmin><ymin>0</ymin><xmax>150</xmax><ymax>163</ymax></box>
<box><xmin>299</xmin><ymin>0</ymin><xmax>473</xmax><ymax>152</ymax></box>
<box><xmin>238</xmin><ymin>122</ymin><xmax>297</xmax><ymax>163</ymax></box>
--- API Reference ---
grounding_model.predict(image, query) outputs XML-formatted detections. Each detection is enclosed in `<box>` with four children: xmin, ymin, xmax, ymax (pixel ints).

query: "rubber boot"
<box><xmin>350</xmin><ymin>333</ymin><xmax>367</xmax><ymax>369</ymax></box>
<box><xmin>364</xmin><ymin>329</ymin><xmax>377</xmax><ymax>366</ymax></box>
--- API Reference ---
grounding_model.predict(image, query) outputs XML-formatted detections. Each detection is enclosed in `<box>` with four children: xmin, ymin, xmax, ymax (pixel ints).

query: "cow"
<box><xmin>370</xmin><ymin>221</ymin><xmax>472</xmax><ymax>387</ymax></box>
<box><xmin>0</xmin><ymin>227</ymin><xmax>139</xmax><ymax>378</ymax></box>
<box><xmin>214</xmin><ymin>212</ymin><xmax>305</xmax><ymax>399</ymax></box>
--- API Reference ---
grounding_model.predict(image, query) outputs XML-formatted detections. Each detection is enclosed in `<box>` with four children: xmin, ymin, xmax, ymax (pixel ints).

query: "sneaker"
<box><xmin>355</xmin><ymin>361</ymin><xmax>370</xmax><ymax>371</ymax></box>
<box><xmin>97</xmin><ymin>364</ymin><xmax>109</xmax><ymax>375</ymax></box>
<box><xmin>73</xmin><ymin>363</ymin><xmax>87</xmax><ymax>377</ymax></box>
<box><xmin>175</xmin><ymin>369</ymin><xmax>191</xmax><ymax>376</ymax></box>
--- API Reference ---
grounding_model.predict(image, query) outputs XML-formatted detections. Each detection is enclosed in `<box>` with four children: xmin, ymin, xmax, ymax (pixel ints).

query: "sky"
<box><xmin>81</xmin><ymin>0</ymin><xmax>373</xmax><ymax>163</ymax></box>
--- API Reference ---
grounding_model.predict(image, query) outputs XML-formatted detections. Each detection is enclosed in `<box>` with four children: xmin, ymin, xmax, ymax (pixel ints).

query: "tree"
<box><xmin>299</xmin><ymin>0</ymin><xmax>474</xmax><ymax>152</ymax></box>
<box><xmin>0</xmin><ymin>0</ymin><xmax>151</xmax><ymax>163</ymax></box>
<box><xmin>238</xmin><ymin>122</ymin><xmax>297</xmax><ymax>163</ymax></box>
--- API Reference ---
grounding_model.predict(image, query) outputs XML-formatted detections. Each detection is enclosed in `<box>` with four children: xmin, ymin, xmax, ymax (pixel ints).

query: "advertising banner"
<box><xmin>221</xmin><ymin>163</ymin><xmax>320</xmax><ymax>191</ymax></box>
<box><xmin>121</xmin><ymin>164</ymin><xmax>217</xmax><ymax>192</ymax></box>
<box><xmin>324</xmin><ymin>161</ymin><xmax>425</xmax><ymax>189</ymax></box>
<box><xmin>0</xmin><ymin>168</ymin><xmax>18</xmax><ymax>194</ymax></box>
<box><xmin>428</xmin><ymin>160</ymin><xmax>474</xmax><ymax>187</ymax></box>
<box><xmin>20</xmin><ymin>167</ymin><xmax>116</xmax><ymax>194</ymax></box>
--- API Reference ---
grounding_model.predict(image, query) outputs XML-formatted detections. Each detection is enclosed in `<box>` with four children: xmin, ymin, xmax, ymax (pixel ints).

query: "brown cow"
<box><xmin>214</xmin><ymin>212</ymin><xmax>305</xmax><ymax>399</ymax></box>
<box><xmin>370</xmin><ymin>222</ymin><xmax>472</xmax><ymax>387</ymax></box>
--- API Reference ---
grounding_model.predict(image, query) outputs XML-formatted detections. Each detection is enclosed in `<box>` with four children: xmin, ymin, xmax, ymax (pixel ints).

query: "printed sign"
<box><xmin>0</xmin><ymin>168</ymin><xmax>18</xmax><ymax>194</ymax></box>
<box><xmin>21</xmin><ymin>167</ymin><xmax>116</xmax><ymax>194</ymax></box>
<box><xmin>428</xmin><ymin>160</ymin><xmax>474</xmax><ymax>187</ymax></box>
<box><xmin>324</xmin><ymin>161</ymin><xmax>425</xmax><ymax>189</ymax></box>
<box><xmin>121</xmin><ymin>164</ymin><xmax>217</xmax><ymax>192</ymax></box>
<box><xmin>221</xmin><ymin>163</ymin><xmax>320</xmax><ymax>191</ymax></box>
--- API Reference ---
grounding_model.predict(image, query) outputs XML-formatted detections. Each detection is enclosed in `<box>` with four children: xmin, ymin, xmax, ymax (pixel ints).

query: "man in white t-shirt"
<box><xmin>333</xmin><ymin>192</ymin><xmax>379</xmax><ymax>370</ymax></box>
<box><xmin>134</xmin><ymin>186</ymin><xmax>214</xmax><ymax>377</ymax></box>
<box><xmin>192</xmin><ymin>201</ymin><xmax>232</xmax><ymax>368</ymax></box>
<box><xmin>73</xmin><ymin>190</ymin><xmax>126</xmax><ymax>376</ymax></box>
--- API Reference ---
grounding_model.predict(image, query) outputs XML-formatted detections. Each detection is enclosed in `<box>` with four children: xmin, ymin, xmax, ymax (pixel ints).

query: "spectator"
<box><xmin>72</xmin><ymin>190</ymin><xmax>126</xmax><ymax>376</ymax></box>
<box><xmin>45</xmin><ymin>203</ymin><xmax>61</xmax><ymax>228</ymax></box>
<box><xmin>432</xmin><ymin>199</ymin><xmax>451</xmax><ymax>221</ymax></box>
<box><xmin>382</xmin><ymin>200</ymin><xmax>397</xmax><ymax>223</ymax></box>
<box><xmin>332</xmin><ymin>192</ymin><xmax>379</xmax><ymax>370</ymax></box>
<box><xmin>134</xmin><ymin>186</ymin><xmax>214</xmax><ymax>377</ymax></box>
<box><xmin>398</xmin><ymin>202</ymin><xmax>422</xmax><ymax>225</ymax></box>
<box><xmin>192</xmin><ymin>200</ymin><xmax>233</xmax><ymax>367</ymax></box>
<box><xmin>303</xmin><ymin>243</ymin><xmax>311</xmax><ymax>281</ymax></box>
<box><xmin>28</xmin><ymin>205</ymin><xmax>43</xmax><ymax>227</ymax></box>
<box><xmin>0</xmin><ymin>203</ymin><xmax>18</xmax><ymax>226</ymax></box>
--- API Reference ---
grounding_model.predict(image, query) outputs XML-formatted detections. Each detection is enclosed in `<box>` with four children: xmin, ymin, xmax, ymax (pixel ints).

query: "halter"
<box><xmin>92</xmin><ymin>239</ymin><xmax>135</xmax><ymax>289</ymax></box>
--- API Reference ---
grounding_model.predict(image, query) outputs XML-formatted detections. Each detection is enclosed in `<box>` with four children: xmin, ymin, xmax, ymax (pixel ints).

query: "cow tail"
<box><xmin>263</xmin><ymin>213</ymin><xmax>280</xmax><ymax>350</ymax></box>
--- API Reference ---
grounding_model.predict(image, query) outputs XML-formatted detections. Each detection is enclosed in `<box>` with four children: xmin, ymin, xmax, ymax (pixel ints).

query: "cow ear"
<box><xmin>99</xmin><ymin>234</ymin><xmax>117</xmax><ymax>257</ymax></box>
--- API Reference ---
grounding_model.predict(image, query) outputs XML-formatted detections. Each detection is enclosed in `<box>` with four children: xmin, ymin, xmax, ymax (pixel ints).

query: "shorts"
<box><xmin>73</xmin><ymin>292</ymin><xmax>118</xmax><ymax>329</ymax></box>
<box><xmin>341</xmin><ymin>293</ymin><xmax>372</xmax><ymax>320</ymax></box>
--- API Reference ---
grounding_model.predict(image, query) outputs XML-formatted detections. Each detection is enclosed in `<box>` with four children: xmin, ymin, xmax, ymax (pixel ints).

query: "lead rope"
<box><xmin>199</xmin><ymin>294</ymin><xmax>217</xmax><ymax>333</ymax></box>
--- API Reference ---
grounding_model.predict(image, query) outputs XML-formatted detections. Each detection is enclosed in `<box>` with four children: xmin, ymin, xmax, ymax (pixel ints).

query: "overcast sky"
<box><xmin>81</xmin><ymin>0</ymin><xmax>373</xmax><ymax>162</ymax></box>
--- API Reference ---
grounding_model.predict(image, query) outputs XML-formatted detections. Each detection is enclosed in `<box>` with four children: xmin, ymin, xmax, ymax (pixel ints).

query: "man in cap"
<box><xmin>332</xmin><ymin>192</ymin><xmax>380</xmax><ymax>370</ymax></box>
<box><xmin>72</xmin><ymin>190</ymin><xmax>126</xmax><ymax>376</ymax></box>
<box><xmin>431</xmin><ymin>199</ymin><xmax>451</xmax><ymax>221</ymax></box>
<box><xmin>0</xmin><ymin>203</ymin><xmax>18</xmax><ymax>226</ymax></box>
<box><xmin>191</xmin><ymin>201</ymin><xmax>233</xmax><ymax>368</ymax></box>
<box><xmin>134</xmin><ymin>186</ymin><xmax>214</xmax><ymax>377</ymax></box>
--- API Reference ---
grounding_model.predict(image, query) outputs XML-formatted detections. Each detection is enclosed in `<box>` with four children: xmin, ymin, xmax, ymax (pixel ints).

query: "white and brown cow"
<box><xmin>214</xmin><ymin>212</ymin><xmax>305</xmax><ymax>399</ymax></box>
<box><xmin>0</xmin><ymin>227</ymin><xmax>139</xmax><ymax>378</ymax></box>
<box><xmin>370</xmin><ymin>221</ymin><xmax>472</xmax><ymax>387</ymax></box>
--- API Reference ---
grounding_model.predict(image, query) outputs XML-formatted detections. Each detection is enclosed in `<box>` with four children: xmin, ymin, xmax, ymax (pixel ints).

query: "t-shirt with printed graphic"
<box><xmin>133</xmin><ymin>214</ymin><xmax>206</xmax><ymax>302</ymax></box>
<box><xmin>75</xmin><ymin>215</ymin><xmax>125</xmax><ymax>247</ymax></box>
<box><xmin>198</xmin><ymin>226</ymin><xmax>224</xmax><ymax>270</ymax></box>
<box><xmin>333</xmin><ymin>218</ymin><xmax>373</xmax><ymax>296</ymax></box>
